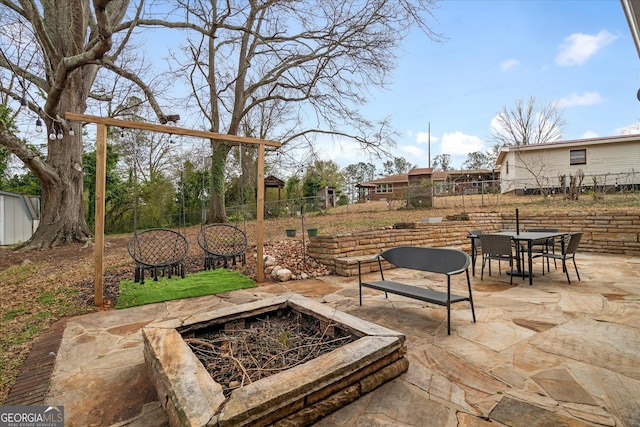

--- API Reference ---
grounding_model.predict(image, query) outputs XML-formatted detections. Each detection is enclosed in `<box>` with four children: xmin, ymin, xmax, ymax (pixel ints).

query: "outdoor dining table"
<box><xmin>468</xmin><ymin>231</ymin><xmax>568</xmax><ymax>286</ymax></box>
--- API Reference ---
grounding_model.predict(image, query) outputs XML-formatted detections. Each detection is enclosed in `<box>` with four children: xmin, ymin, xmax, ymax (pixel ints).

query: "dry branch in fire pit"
<box><xmin>185</xmin><ymin>309</ymin><xmax>356</xmax><ymax>397</ymax></box>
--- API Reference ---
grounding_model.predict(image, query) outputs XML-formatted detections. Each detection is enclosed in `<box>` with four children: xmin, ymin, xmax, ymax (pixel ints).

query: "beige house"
<box><xmin>496</xmin><ymin>134</ymin><xmax>640</xmax><ymax>194</ymax></box>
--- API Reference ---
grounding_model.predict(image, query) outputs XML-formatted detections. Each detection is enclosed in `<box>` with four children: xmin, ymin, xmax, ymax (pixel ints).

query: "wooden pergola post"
<box><xmin>256</xmin><ymin>144</ymin><xmax>265</xmax><ymax>275</ymax></box>
<box><xmin>65</xmin><ymin>112</ymin><xmax>280</xmax><ymax>306</ymax></box>
<box><xmin>94</xmin><ymin>123</ymin><xmax>107</xmax><ymax>307</ymax></box>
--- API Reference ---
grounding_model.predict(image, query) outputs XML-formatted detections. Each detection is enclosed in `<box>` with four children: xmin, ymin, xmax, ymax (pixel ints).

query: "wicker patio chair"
<box><xmin>526</xmin><ymin>228</ymin><xmax>559</xmax><ymax>273</ymax></box>
<box><xmin>479</xmin><ymin>234</ymin><xmax>516</xmax><ymax>284</ymax></box>
<box><xmin>468</xmin><ymin>228</ymin><xmax>484</xmax><ymax>260</ymax></box>
<box><xmin>542</xmin><ymin>232</ymin><xmax>583</xmax><ymax>284</ymax></box>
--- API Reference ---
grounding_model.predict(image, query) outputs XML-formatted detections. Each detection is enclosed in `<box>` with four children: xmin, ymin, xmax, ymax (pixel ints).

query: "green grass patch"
<box><xmin>2</xmin><ymin>307</ymin><xmax>26</xmax><ymax>321</ymax></box>
<box><xmin>11</xmin><ymin>323</ymin><xmax>45</xmax><ymax>345</ymax></box>
<box><xmin>36</xmin><ymin>292</ymin><xmax>56</xmax><ymax>305</ymax></box>
<box><xmin>0</xmin><ymin>262</ymin><xmax>41</xmax><ymax>285</ymax></box>
<box><xmin>116</xmin><ymin>269</ymin><xmax>256</xmax><ymax>309</ymax></box>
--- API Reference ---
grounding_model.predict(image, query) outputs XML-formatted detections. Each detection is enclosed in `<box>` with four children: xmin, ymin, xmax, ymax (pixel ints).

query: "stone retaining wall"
<box><xmin>307</xmin><ymin>210</ymin><xmax>640</xmax><ymax>276</ymax></box>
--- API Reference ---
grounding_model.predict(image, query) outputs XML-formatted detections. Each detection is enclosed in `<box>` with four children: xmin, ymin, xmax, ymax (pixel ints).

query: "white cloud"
<box><xmin>416</xmin><ymin>131</ymin><xmax>439</xmax><ymax>144</ymax></box>
<box><xmin>556</xmin><ymin>92</ymin><xmax>603</xmax><ymax>108</ymax></box>
<box><xmin>501</xmin><ymin>59</ymin><xmax>519</xmax><ymax>71</ymax></box>
<box><xmin>311</xmin><ymin>137</ymin><xmax>368</xmax><ymax>168</ymax></box>
<box><xmin>440</xmin><ymin>132</ymin><xmax>486</xmax><ymax>156</ymax></box>
<box><xmin>399</xmin><ymin>144</ymin><xmax>427</xmax><ymax>161</ymax></box>
<box><xmin>581</xmin><ymin>130</ymin><xmax>599</xmax><ymax>139</ymax></box>
<box><xmin>555</xmin><ymin>30</ymin><xmax>617</xmax><ymax>66</ymax></box>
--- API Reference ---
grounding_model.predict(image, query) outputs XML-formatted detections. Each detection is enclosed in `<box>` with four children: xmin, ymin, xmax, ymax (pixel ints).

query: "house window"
<box><xmin>376</xmin><ymin>183</ymin><xmax>393</xmax><ymax>194</ymax></box>
<box><xmin>506</xmin><ymin>161</ymin><xmax>509</xmax><ymax>174</ymax></box>
<box><xmin>570</xmin><ymin>149</ymin><xmax>586</xmax><ymax>165</ymax></box>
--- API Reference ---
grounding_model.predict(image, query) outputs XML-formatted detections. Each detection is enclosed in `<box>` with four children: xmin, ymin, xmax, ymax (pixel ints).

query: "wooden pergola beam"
<box><xmin>65</xmin><ymin>112</ymin><xmax>281</xmax><ymax>147</ymax></box>
<box><xmin>65</xmin><ymin>112</ymin><xmax>281</xmax><ymax>306</ymax></box>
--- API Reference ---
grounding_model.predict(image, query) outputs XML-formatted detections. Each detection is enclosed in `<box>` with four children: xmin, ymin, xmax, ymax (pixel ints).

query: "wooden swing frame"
<box><xmin>65</xmin><ymin>112</ymin><xmax>281</xmax><ymax>307</ymax></box>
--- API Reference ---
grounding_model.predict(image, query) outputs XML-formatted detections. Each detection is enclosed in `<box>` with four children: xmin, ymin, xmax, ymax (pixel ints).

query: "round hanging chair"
<box><xmin>197</xmin><ymin>223</ymin><xmax>248</xmax><ymax>270</ymax></box>
<box><xmin>127</xmin><ymin>228</ymin><xmax>189</xmax><ymax>283</ymax></box>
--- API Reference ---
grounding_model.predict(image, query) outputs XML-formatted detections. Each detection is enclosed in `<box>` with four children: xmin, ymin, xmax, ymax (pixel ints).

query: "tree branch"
<box><xmin>98</xmin><ymin>58</ymin><xmax>169</xmax><ymax>122</ymax></box>
<box><xmin>0</xmin><ymin>128</ymin><xmax>58</xmax><ymax>186</ymax></box>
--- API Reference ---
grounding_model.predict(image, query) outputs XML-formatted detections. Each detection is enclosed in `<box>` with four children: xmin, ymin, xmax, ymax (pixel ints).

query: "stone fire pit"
<box><xmin>142</xmin><ymin>294</ymin><xmax>408</xmax><ymax>427</ymax></box>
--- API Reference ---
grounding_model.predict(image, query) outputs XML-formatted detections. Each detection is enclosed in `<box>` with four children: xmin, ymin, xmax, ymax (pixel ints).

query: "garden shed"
<box><xmin>0</xmin><ymin>190</ymin><xmax>40</xmax><ymax>245</ymax></box>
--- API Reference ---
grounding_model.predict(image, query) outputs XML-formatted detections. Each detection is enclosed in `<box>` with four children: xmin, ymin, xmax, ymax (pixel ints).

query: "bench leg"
<box><xmin>358</xmin><ymin>263</ymin><xmax>362</xmax><ymax>305</ymax></box>
<box><xmin>447</xmin><ymin>276</ymin><xmax>451</xmax><ymax>335</ymax></box>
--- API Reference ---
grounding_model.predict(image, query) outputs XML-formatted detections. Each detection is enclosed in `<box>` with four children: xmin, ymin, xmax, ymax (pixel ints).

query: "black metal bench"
<box><xmin>127</xmin><ymin>228</ymin><xmax>189</xmax><ymax>283</ymax></box>
<box><xmin>197</xmin><ymin>224</ymin><xmax>248</xmax><ymax>270</ymax></box>
<box><xmin>358</xmin><ymin>246</ymin><xmax>476</xmax><ymax>335</ymax></box>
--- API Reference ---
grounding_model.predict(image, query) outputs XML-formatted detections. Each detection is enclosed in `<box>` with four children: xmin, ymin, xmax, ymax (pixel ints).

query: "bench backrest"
<box><xmin>377</xmin><ymin>246</ymin><xmax>470</xmax><ymax>275</ymax></box>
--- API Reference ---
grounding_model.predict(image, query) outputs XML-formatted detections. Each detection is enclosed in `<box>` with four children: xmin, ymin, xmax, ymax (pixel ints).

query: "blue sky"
<box><xmin>316</xmin><ymin>0</ymin><xmax>640</xmax><ymax>170</ymax></box>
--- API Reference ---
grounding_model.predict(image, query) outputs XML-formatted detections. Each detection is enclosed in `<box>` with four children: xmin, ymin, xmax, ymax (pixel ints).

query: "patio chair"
<box><xmin>479</xmin><ymin>234</ymin><xmax>516</xmax><ymax>284</ymax></box>
<box><xmin>468</xmin><ymin>229</ymin><xmax>484</xmax><ymax>275</ymax></box>
<box><xmin>542</xmin><ymin>232</ymin><xmax>583</xmax><ymax>284</ymax></box>
<box><xmin>526</xmin><ymin>228</ymin><xmax>558</xmax><ymax>273</ymax></box>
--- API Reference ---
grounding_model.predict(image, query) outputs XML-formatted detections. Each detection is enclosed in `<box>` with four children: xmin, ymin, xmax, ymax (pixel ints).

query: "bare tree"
<box><xmin>492</xmin><ymin>97</ymin><xmax>566</xmax><ymax>196</ymax></box>
<box><xmin>0</xmin><ymin>1</ymin><xmax>176</xmax><ymax>249</ymax></box>
<box><xmin>135</xmin><ymin>0</ymin><xmax>442</xmax><ymax>222</ymax></box>
<box><xmin>516</xmin><ymin>151</ymin><xmax>556</xmax><ymax>196</ymax></box>
<box><xmin>0</xmin><ymin>1</ymin><xmax>128</xmax><ymax>249</ymax></box>
<box><xmin>492</xmin><ymin>97</ymin><xmax>565</xmax><ymax>147</ymax></box>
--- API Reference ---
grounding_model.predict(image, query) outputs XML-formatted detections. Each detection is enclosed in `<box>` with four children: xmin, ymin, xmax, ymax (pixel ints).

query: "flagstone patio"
<box><xmin>42</xmin><ymin>251</ymin><xmax>640</xmax><ymax>426</ymax></box>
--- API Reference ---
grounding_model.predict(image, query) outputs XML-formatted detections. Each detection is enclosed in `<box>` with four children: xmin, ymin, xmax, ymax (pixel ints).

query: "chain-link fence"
<box><xmin>501</xmin><ymin>170</ymin><xmax>640</xmax><ymax>197</ymax></box>
<box><xmin>150</xmin><ymin>170</ymin><xmax>640</xmax><ymax>231</ymax></box>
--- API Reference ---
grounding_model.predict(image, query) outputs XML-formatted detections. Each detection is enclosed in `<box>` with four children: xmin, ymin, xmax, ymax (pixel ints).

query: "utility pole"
<box><xmin>428</xmin><ymin>122</ymin><xmax>431</xmax><ymax>168</ymax></box>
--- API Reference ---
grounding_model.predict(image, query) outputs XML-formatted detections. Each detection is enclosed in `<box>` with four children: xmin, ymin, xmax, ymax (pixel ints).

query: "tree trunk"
<box><xmin>208</xmin><ymin>140</ymin><xmax>231</xmax><ymax>223</ymax></box>
<box><xmin>1</xmin><ymin>0</ymin><xmax>135</xmax><ymax>250</ymax></box>
<box><xmin>27</xmin><ymin>166</ymin><xmax>91</xmax><ymax>249</ymax></box>
<box><xmin>19</xmin><ymin>76</ymin><xmax>92</xmax><ymax>250</ymax></box>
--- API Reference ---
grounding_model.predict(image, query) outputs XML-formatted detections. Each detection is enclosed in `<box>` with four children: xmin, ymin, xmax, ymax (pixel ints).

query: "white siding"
<box><xmin>0</xmin><ymin>195</ymin><xmax>4</xmax><ymax>245</ymax></box>
<box><xmin>499</xmin><ymin>139</ymin><xmax>640</xmax><ymax>193</ymax></box>
<box><xmin>0</xmin><ymin>193</ymin><xmax>37</xmax><ymax>245</ymax></box>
